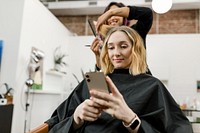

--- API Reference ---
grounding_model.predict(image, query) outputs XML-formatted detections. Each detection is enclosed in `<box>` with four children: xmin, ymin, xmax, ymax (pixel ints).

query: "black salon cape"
<box><xmin>46</xmin><ymin>72</ymin><xmax>193</xmax><ymax>133</ymax></box>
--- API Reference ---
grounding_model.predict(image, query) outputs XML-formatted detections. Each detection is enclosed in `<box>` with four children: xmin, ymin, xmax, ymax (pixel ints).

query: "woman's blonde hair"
<box><xmin>100</xmin><ymin>26</ymin><xmax>148</xmax><ymax>75</ymax></box>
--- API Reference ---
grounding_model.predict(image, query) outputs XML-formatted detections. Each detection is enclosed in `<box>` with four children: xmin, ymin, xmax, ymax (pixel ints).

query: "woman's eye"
<box><xmin>108</xmin><ymin>46</ymin><xmax>114</xmax><ymax>50</ymax></box>
<box><xmin>121</xmin><ymin>44</ymin><xmax>128</xmax><ymax>49</ymax></box>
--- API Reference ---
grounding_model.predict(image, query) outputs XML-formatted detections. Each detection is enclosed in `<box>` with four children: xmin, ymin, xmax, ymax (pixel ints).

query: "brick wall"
<box><xmin>57</xmin><ymin>9</ymin><xmax>200</xmax><ymax>35</ymax></box>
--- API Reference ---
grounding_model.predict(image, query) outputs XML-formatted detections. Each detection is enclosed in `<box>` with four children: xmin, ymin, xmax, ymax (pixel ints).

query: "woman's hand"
<box><xmin>73</xmin><ymin>99</ymin><xmax>101</xmax><ymax>129</ymax></box>
<box><xmin>90</xmin><ymin>76</ymin><xmax>136</xmax><ymax>124</ymax></box>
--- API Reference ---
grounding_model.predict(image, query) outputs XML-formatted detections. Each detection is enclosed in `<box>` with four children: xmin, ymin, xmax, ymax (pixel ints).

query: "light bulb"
<box><xmin>152</xmin><ymin>0</ymin><xmax>172</xmax><ymax>14</ymax></box>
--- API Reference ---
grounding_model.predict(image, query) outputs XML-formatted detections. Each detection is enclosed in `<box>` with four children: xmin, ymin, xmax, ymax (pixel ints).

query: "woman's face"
<box><xmin>107</xmin><ymin>5</ymin><xmax>124</xmax><ymax>26</ymax></box>
<box><xmin>107</xmin><ymin>31</ymin><xmax>133</xmax><ymax>69</ymax></box>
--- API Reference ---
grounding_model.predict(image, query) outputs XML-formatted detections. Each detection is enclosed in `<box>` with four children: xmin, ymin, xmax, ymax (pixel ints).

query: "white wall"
<box><xmin>0</xmin><ymin>0</ymin><xmax>24</xmax><ymax>87</ymax></box>
<box><xmin>0</xmin><ymin>0</ymin><xmax>72</xmax><ymax>133</ymax></box>
<box><xmin>67</xmin><ymin>36</ymin><xmax>96</xmax><ymax>87</ymax></box>
<box><xmin>147</xmin><ymin>34</ymin><xmax>200</xmax><ymax>104</ymax></box>
<box><xmin>0</xmin><ymin>1</ymin><xmax>25</xmax><ymax>132</ymax></box>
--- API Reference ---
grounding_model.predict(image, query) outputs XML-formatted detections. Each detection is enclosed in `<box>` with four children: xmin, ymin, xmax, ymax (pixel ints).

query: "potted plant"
<box><xmin>53</xmin><ymin>46</ymin><xmax>68</xmax><ymax>73</ymax></box>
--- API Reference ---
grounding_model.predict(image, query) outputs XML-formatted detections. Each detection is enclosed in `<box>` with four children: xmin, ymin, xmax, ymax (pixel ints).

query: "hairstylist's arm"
<box><xmin>90</xmin><ymin>37</ymin><xmax>102</xmax><ymax>69</ymax></box>
<box><xmin>90</xmin><ymin>76</ymin><xmax>141</xmax><ymax>133</ymax></box>
<box><xmin>96</xmin><ymin>7</ymin><xmax>130</xmax><ymax>32</ymax></box>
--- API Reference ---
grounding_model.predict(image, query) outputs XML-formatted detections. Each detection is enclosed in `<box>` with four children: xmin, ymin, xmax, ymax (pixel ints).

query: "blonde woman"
<box><xmin>46</xmin><ymin>26</ymin><xmax>192</xmax><ymax>133</ymax></box>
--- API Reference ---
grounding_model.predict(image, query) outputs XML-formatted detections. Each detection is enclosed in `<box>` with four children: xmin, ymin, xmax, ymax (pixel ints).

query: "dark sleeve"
<box><xmin>45</xmin><ymin>80</ymin><xmax>90</xmax><ymax>133</ymax></box>
<box><xmin>127</xmin><ymin>6</ymin><xmax>153</xmax><ymax>48</ymax></box>
<box><xmin>139</xmin><ymin>80</ymin><xmax>193</xmax><ymax>133</ymax></box>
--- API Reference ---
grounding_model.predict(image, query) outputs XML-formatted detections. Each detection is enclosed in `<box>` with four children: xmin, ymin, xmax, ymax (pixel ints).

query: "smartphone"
<box><xmin>85</xmin><ymin>72</ymin><xmax>109</xmax><ymax>93</ymax></box>
<box><xmin>88</xmin><ymin>19</ymin><xmax>97</xmax><ymax>36</ymax></box>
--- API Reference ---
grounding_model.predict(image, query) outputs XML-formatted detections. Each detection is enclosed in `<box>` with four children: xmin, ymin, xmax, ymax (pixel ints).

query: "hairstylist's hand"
<box><xmin>73</xmin><ymin>99</ymin><xmax>101</xmax><ymax>129</ymax></box>
<box><xmin>90</xmin><ymin>37</ymin><xmax>102</xmax><ymax>56</ymax></box>
<box><xmin>90</xmin><ymin>76</ymin><xmax>136</xmax><ymax>124</ymax></box>
<box><xmin>96</xmin><ymin>10</ymin><xmax>111</xmax><ymax>33</ymax></box>
<box><xmin>90</xmin><ymin>37</ymin><xmax>102</xmax><ymax>69</ymax></box>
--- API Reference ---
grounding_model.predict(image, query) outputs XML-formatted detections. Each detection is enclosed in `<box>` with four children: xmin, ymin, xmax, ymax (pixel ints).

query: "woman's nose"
<box><xmin>110</xmin><ymin>16</ymin><xmax>115</xmax><ymax>19</ymax></box>
<box><xmin>113</xmin><ymin>49</ymin><xmax>120</xmax><ymax>56</ymax></box>
<box><xmin>108</xmin><ymin>16</ymin><xmax>116</xmax><ymax>22</ymax></box>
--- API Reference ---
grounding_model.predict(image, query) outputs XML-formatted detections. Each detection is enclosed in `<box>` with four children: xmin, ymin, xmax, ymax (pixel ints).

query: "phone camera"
<box><xmin>86</xmin><ymin>79</ymin><xmax>91</xmax><ymax>82</ymax></box>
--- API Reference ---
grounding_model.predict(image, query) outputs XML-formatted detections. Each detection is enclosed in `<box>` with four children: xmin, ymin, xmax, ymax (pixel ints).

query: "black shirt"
<box><xmin>128</xmin><ymin>6</ymin><xmax>153</xmax><ymax>49</ymax></box>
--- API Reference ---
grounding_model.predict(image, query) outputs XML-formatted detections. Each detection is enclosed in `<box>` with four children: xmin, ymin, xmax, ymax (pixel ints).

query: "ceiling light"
<box><xmin>152</xmin><ymin>0</ymin><xmax>172</xmax><ymax>14</ymax></box>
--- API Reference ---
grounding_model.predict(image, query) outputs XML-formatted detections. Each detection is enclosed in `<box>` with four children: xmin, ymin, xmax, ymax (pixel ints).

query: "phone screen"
<box><xmin>85</xmin><ymin>72</ymin><xmax>109</xmax><ymax>93</ymax></box>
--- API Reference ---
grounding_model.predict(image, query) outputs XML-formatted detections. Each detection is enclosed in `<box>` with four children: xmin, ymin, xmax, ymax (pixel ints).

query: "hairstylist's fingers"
<box><xmin>90</xmin><ymin>38</ymin><xmax>100</xmax><ymax>54</ymax></box>
<box><xmin>95</xmin><ymin>23</ymin><xmax>100</xmax><ymax>34</ymax></box>
<box><xmin>95</xmin><ymin>18</ymin><xmax>103</xmax><ymax>33</ymax></box>
<box><xmin>90</xmin><ymin>38</ymin><xmax>98</xmax><ymax>49</ymax></box>
<box><xmin>96</xmin><ymin>10</ymin><xmax>111</xmax><ymax>32</ymax></box>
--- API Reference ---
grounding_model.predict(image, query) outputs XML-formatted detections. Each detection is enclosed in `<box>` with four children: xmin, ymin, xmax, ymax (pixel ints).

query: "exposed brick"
<box><xmin>57</xmin><ymin>9</ymin><xmax>199</xmax><ymax>35</ymax></box>
<box><xmin>158</xmin><ymin>10</ymin><xmax>197</xmax><ymax>34</ymax></box>
<box><xmin>149</xmin><ymin>12</ymin><xmax>157</xmax><ymax>34</ymax></box>
<box><xmin>57</xmin><ymin>16</ymin><xmax>86</xmax><ymax>35</ymax></box>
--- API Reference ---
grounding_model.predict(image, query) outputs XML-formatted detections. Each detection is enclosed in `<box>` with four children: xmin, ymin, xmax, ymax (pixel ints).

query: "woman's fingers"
<box><xmin>105</xmin><ymin>76</ymin><xmax>122</xmax><ymax>97</ymax></box>
<box><xmin>84</xmin><ymin>99</ymin><xmax>101</xmax><ymax>113</ymax></box>
<box><xmin>90</xmin><ymin>90</ymin><xmax>111</xmax><ymax>102</ymax></box>
<box><xmin>77</xmin><ymin>99</ymin><xmax>102</xmax><ymax>121</ymax></box>
<box><xmin>90</xmin><ymin>95</ymin><xmax>110</xmax><ymax>108</ymax></box>
<box><xmin>89</xmin><ymin>77</ymin><xmax>127</xmax><ymax>118</ymax></box>
<box><xmin>80</xmin><ymin>108</ymin><xmax>101</xmax><ymax>121</ymax></box>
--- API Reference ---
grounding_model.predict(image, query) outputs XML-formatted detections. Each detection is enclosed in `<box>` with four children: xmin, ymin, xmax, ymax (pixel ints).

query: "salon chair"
<box><xmin>28</xmin><ymin>123</ymin><xmax>48</xmax><ymax>133</ymax></box>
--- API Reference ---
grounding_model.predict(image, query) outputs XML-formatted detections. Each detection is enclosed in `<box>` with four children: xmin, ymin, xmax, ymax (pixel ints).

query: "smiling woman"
<box><xmin>106</xmin><ymin>31</ymin><xmax>133</xmax><ymax>69</ymax></box>
<box><xmin>101</xmin><ymin>26</ymin><xmax>147</xmax><ymax>75</ymax></box>
<box><xmin>45</xmin><ymin>26</ymin><xmax>193</xmax><ymax>133</ymax></box>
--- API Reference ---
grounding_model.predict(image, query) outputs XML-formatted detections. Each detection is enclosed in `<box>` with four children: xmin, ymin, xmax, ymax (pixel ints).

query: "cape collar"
<box><xmin>113</xmin><ymin>69</ymin><xmax>130</xmax><ymax>74</ymax></box>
